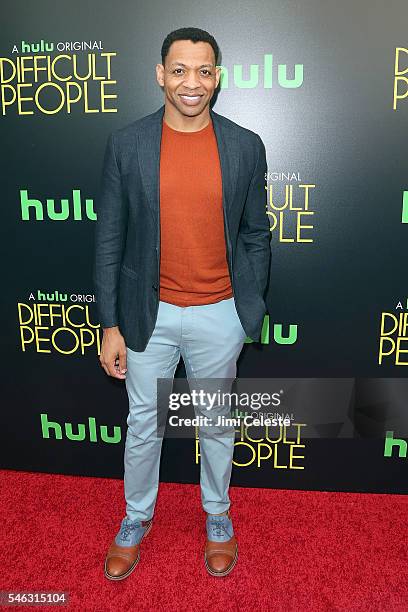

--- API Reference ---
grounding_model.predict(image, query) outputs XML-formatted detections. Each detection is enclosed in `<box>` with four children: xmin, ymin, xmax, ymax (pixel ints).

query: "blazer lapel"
<box><xmin>137</xmin><ymin>105</ymin><xmax>164</xmax><ymax>227</ymax></box>
<box><xmin>210</xmin><ymin>106</ymin><xmax>240</xmax><ymax>219</ymax></box>
<box><xmin>137</xmin><ymin>103</ymin><xmax>240</xmax><ymax>226</ymax></box>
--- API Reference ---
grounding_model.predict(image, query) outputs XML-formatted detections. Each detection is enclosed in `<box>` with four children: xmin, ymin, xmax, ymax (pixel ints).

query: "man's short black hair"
<box><xmin>161</xmin><ymin>27</ymin><xmax>220</xmax><ymax>67</ymax></box>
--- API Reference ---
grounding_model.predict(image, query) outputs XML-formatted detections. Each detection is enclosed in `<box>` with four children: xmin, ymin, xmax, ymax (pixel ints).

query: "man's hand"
<box><xmin>99</xmin><ymin>326</ymin><xmax>127</xmax><ymax>379</ymax></box>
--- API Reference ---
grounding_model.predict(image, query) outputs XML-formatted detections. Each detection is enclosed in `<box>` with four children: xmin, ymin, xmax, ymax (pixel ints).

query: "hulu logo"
<box><xmin>384</xmin><ymin>431</ymin><xmax>407</xmax><ymax>458</ymax></box>
<box><xmin>245</xmin><ymin>315</ymin><xmax>298</xmax><ymax>344</ymax></box>
<box><xmin>41</xmin><ymin>413</ymin><xmax>121</xmax><ymax>444</ymax></box>
<box><xmin>21</xmin><ymin>40</ymin><xmax>54</xmax><ymax>53</ymax></box>
<box><xmin>20</xmin><ymin>189</ymin><xmax>96</xmax><ymax>221</ymax></box>
<box><xmin>218</xmin><ymin>54</ymin><xmax>303</xmax><ymax>89</ymax></box>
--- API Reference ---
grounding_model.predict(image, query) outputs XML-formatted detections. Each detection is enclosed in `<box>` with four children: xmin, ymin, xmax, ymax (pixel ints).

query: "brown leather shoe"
<box><xmin>104</xmin><ymin>518</ymin><xmax>152</xmax><ymax>581</ymax></box>
<box><xmin>204</xmin><ymin>512</ymin><xmax>238</xmax><ymax>577</ymax></box>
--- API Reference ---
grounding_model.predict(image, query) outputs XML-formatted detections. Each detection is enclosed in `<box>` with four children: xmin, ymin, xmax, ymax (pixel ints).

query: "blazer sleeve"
<box><xmin>92</xmin><ymin>132</ymin><xmax>128</xmax><ymax>329</ymax></box>
<box><xmin>240</xmin><ymin>133</ymin><xmax>271</xmax><ymax>298</ymax></box>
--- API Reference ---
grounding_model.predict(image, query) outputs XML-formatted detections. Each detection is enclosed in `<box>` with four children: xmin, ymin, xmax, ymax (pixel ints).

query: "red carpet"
<box><xmin>0</xmin><ymin>469</ymin><xmax>407</xmax><ymax>611</ymax></box>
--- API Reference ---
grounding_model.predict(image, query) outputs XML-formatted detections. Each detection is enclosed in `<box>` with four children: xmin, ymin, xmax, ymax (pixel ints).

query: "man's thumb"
<box><xmin>119</xmin><ymin>350</ymin><xmax>127</xmax><ymax>374</ymax></box>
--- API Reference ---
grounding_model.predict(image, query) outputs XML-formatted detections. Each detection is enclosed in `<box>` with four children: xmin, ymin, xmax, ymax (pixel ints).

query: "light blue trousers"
<box><xmin>123</xmin><ymin>297</ymin><xmax>247</xmax><ymax>521</ymax></box>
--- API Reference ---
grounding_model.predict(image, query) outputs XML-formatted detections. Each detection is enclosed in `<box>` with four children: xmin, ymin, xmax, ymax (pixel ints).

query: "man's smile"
<box><xmin>179</xmin><ymin>94</ymin><xmax>203</xmax><ymax>105</ymax></box>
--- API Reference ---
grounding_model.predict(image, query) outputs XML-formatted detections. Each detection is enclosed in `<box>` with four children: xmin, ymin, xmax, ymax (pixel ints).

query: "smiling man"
<box><xmin>93</xmin><ymin>26</ymin><xmax>271</xmax><ymax>580</ymax></box>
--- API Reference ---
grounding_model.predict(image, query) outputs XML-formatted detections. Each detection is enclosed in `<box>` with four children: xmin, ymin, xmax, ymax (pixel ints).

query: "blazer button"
<box><xmin>152</xmin><ymin>284</ymin><xmax>158</xmax><ymax>291</ymax></box>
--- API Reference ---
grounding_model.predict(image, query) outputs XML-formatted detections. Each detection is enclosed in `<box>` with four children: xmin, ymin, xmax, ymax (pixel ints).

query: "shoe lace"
<box><xmin>120</xmin><ymin>520</ymin><xmax>141</xmax><ymax>541</ymax></box>
<box><xmin>209</xmin><ymin>517</ymin><xmax>228</xmax><ymax>539</ymax></box>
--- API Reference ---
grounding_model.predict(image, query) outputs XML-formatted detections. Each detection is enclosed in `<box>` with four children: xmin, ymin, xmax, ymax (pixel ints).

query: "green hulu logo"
<box><xmin>21</xmin><ymin>40</ymin><xmax>54</xmax><ymax>53</ymax></box>
<box><xmin>245</xmin><ymin>315</ymin><xmax>298</xmax><ymax>344</ymax></box>
<box><xmin>384</xmin><ymin>431</ymin><xmax>407</xmax><ymax>458</ymax></box>
<box><xmin>40</xmin><ymin>413</ymin><xmax>121</xmax><ymax>444</ymax></box>
<box><xmin>218</xmin><ymin>54</ymin><xmax>303</xmax><ymax>89</ymax></box>
<box><xmin>20</xmin><ymin>189</ymin><xmax>96</xmax><ymax>221</ymax></box>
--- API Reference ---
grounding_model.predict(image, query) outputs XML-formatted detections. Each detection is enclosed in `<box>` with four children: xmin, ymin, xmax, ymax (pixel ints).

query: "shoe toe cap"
<box><xmin>207</xmin><ymin>553</ymin><xmax>232</xmax><ymax>573</ymax></box>
<box><xmin>106</xmin><ymin>555</ymin><xmax>134</xmax><ymax>577</ymax></box>
<box><xmin>106</xmin><ymin>555</ymin><xmax>136</xmax><ymax>578</ymax></box>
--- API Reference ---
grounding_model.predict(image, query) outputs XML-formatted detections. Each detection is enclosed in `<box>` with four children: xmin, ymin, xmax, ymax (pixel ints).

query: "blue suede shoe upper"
<box><xmin>115</xmin><ymin>517</ymin><xmax>148</xmax><ymax>547</ymax></box>
<box><xmin>206</xmin><ymin>513</ymin><xmax>234</xmax><ymax>542</ymax></box>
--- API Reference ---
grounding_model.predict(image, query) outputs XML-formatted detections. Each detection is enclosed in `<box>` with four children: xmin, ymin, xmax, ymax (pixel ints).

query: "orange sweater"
<box><xmin>159</xmin><ymin>118</ymin><xmax>233</xmax><ymax>306</ymax></box>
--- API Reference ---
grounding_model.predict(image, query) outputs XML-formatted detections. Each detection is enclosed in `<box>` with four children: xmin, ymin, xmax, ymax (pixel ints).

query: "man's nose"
<box><xmin>183</xmin><ymin>71</ymin><xmax>201</xmax><ymax>88</ymax></box>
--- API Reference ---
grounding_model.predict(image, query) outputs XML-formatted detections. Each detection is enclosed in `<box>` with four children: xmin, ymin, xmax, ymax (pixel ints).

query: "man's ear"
<box><xmin>215</xmin><ymin>66</ymin><xmax>221</xmax><ymax>89</ymax></box>
<box><xmin>156</xmin><ymin>63</ymin><xmax>164</xmax><ymax>87</ymax></box>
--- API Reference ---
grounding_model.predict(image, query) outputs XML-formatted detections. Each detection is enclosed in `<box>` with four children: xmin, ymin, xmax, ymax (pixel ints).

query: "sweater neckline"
<box><xmin>162</xmin><ymin>118</ymin><xmax>212</xmax><ymax>135</ymax></box>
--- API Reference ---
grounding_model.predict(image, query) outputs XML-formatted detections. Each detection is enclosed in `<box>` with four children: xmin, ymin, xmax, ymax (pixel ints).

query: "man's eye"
<box><xmin>172</xmin><ymin>69</ymin><xmax>212</xmax><ymax>75</ymax></box>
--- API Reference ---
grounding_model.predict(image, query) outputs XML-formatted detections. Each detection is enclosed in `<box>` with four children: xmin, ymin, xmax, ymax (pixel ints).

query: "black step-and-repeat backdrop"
<box><xmin>2</xmin><ymin>1</ymin><xmax>408</xmax><ymax>493</ymax></box>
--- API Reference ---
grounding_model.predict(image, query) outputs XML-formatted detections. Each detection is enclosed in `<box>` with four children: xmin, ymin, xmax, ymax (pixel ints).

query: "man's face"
<box><xmin>156</xmin><ymin>39</ymin><xmax>220</xmax><ymax>117</ymax></box>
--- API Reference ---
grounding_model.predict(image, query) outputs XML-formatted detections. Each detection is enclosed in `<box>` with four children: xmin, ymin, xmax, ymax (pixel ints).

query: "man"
<box><xmin>93</xmin><ymin>26</ymin><xmax>271</xmax><ymax>580</ymax></box>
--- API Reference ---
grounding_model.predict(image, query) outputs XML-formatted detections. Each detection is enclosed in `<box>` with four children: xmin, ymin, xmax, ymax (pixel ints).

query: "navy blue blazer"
<box><xmin>93</xmin><ymin>104</ymin><xmax>271</xmax><ymax>351</ymax></box>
